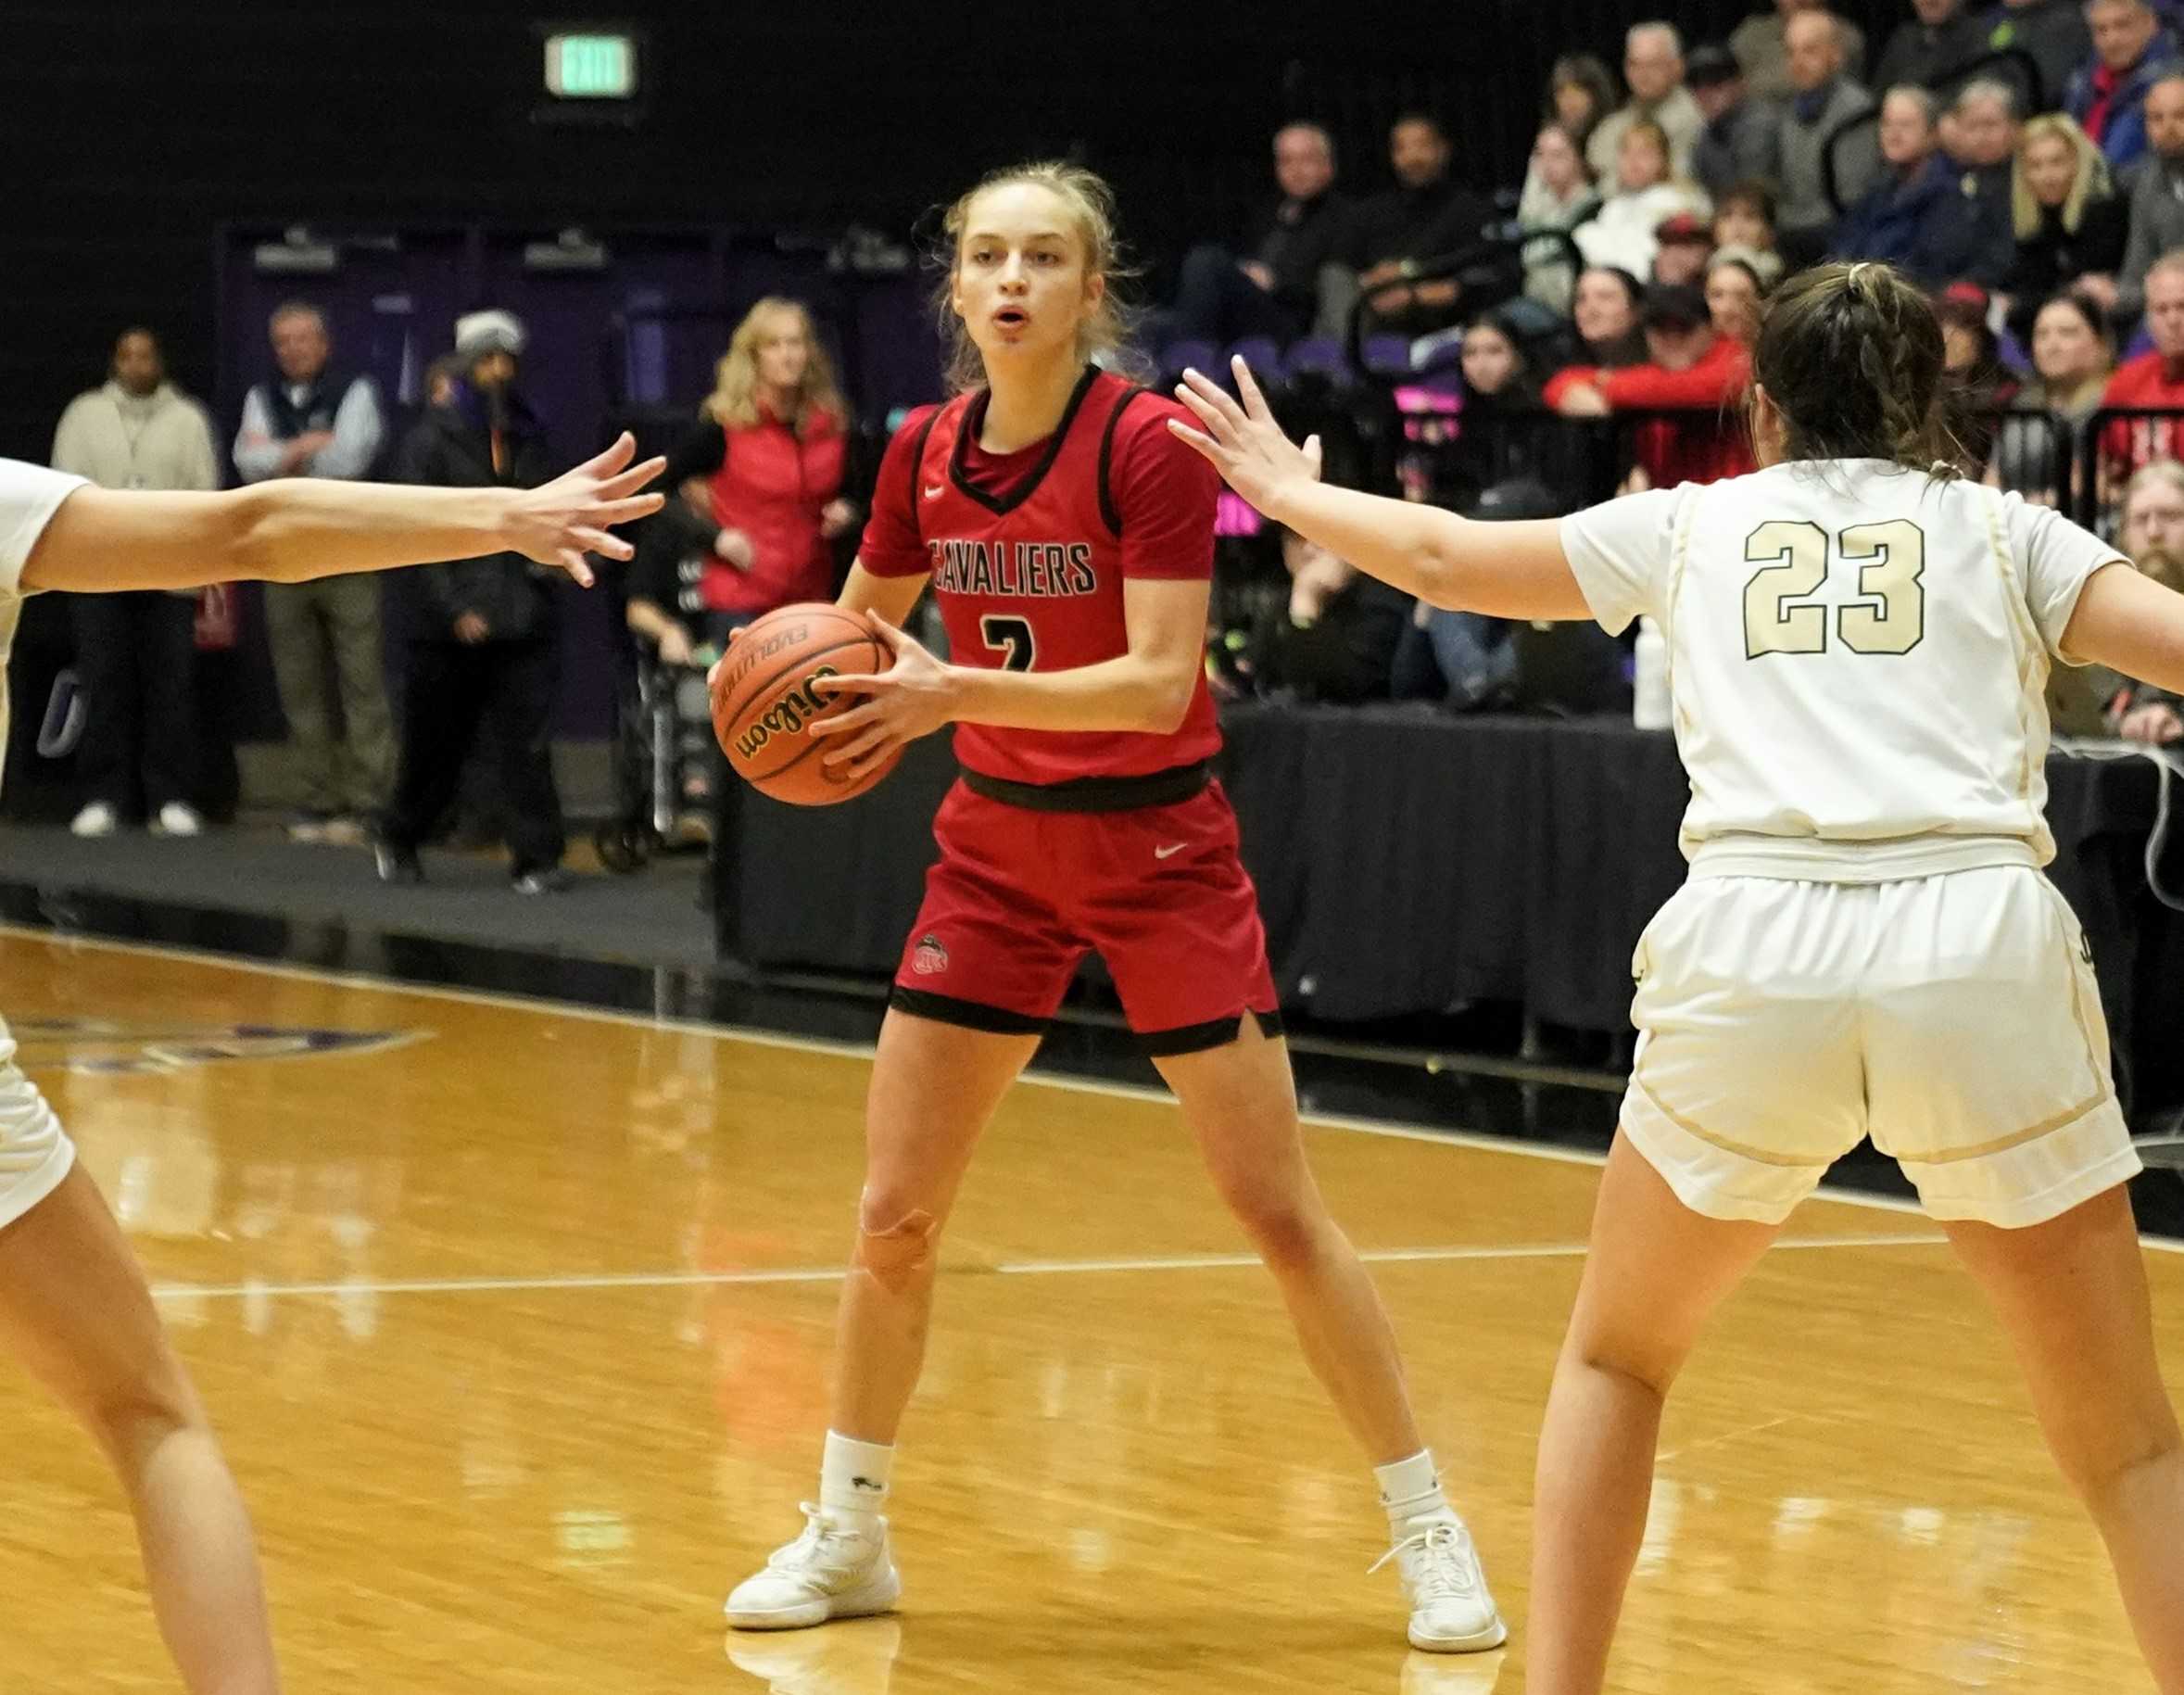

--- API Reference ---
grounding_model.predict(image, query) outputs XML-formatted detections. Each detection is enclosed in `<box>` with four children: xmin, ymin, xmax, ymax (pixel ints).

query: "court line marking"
<box><xmin>6</xmin><ymin>922</ymin><xmax>2175</xmax><ymax>1254</ymax></box>
<box><xmin>143</xmin><ymin>1233</ymin><xmax>1949</xmax><ymax>1304</ymax></box>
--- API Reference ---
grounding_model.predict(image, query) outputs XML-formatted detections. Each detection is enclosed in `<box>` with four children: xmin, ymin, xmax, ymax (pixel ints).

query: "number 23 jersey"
<box><xmin>856</xmin><ymin>365</ymin><xmax>1222</xmax><ymax>786</ymax></box>
<box><xmin>1560</xmin><ymin>461</ymin><xmax>2127</xmax><ymax>874</ymax></box>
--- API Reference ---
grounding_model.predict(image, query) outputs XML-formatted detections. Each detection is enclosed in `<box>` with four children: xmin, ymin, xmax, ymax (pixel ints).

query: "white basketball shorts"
<box><xmin>1620</xmin><ymin>865</ymin><xmax>2140</xmax><ymax>1229</ymax></box>
<box><xmin>0</xmin><ymin>1017</ymin><xmax>74</xmax><ymax>1231</ymax></box>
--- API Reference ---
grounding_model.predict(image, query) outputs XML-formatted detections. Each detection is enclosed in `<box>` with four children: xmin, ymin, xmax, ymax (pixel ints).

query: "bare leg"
<box><xmin>0</xmin><ymin>1166</ymin><xmax>278</xmax><ymax>1695</ymax></box>
<box><xmin>1527</xmin><ymin>1136</ymin><xmax>1780</xmax><ymax>1695</ymax></box>
<box><xmin>1943</xmin><ymin>1186</ymin><xmax>2184</xmax><ymax>1693</ymax></box>
<box><xmin>827</xmin><ymin>1009</ymin><xmax>1039</xmax><ymax>1443</ymax></box>
<box><xmin>1155</xmin><ymin>1018</ymin><xmax>1422</xmax><ymax>1463</ymax></box>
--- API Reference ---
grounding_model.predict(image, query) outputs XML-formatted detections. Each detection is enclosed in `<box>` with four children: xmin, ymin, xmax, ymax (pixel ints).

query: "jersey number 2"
<box><xmin>1743</xmin><ymin>520</ymin><xmax>1925</xmax><ymax>659</ymax></box>
<box><xmin>979</xmin><ymin>613</ymin><xmax>1037</xmax><ymax>672</ymax></box>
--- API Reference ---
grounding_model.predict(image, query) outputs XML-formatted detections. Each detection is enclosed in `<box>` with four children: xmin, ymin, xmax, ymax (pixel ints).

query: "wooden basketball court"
<box><xmin>0</xmin><ymin>924</ymin><xmax>2174</xmax><ymax>1692</ymax></box>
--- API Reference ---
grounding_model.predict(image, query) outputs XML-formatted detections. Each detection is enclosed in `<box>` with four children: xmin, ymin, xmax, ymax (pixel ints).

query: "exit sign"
<box><xmin>545</xmin><ymin>32</ymin><xmax>637</xmax><ymax>99</ymax></box>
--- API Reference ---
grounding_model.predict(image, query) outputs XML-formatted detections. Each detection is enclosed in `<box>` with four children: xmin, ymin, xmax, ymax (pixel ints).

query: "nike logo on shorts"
<box><xmin>1154</xmin><ymin>842</ymin><xmax>1187</xmax><ymax>859</ymax></box>
<box><xmin>924</xmin><ymin>483</ymin><xmax>945</xmax><ymax>500</ymax></box>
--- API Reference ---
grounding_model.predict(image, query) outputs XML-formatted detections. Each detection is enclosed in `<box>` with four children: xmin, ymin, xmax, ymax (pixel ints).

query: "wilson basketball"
<box><xmin>712</xmin><ymin>603</ymin><xmax>901</xmax><ymax>805</ymax></box>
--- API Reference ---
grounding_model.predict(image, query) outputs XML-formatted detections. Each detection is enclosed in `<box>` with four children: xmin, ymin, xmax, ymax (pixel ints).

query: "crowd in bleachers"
<box><xmin>1165</xmin><ymin>0</ymin><xmax>2184</xmax><ymax>743</ymax></box>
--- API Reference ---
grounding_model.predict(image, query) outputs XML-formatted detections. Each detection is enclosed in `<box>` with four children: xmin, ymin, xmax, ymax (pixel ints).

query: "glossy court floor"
<box><xmin>1</xmin><ymin>920</ymin><xmax>2178</xmax><ymax>1693</ymax></box>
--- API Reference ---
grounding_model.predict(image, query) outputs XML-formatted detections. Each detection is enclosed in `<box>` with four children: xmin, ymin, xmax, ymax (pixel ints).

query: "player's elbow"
<box><xmin>222</xmin><ymin>486</ymin><xmax>287</xmax><ymax>582</ymax></box>
<box><xmin>1140</xmin><ymin>664</ymin><xmax>1198</xmax><ymax>734</ymax></box>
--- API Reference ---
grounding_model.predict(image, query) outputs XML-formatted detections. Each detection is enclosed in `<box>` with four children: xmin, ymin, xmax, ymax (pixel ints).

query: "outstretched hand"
<box><xmin>806</xmin><ymin>613</ymin><xmax>957</xmax><ymax>782</ymax></box>
<box><xmin>1167</xmin><ymin>357</ymin><xmax>1322</xmax><ymax>516</ymax></box>
<box><xmin>502</xmin><ymin>432</ymin><xmax>667</xmax><ymax>586</ymax></box>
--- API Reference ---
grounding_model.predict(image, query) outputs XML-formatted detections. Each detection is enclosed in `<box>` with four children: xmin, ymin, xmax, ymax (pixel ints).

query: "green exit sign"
<box><xmin>545</xmin><ymin>32</ymin><xmax>637</xmax><ymax>99</ymax></box>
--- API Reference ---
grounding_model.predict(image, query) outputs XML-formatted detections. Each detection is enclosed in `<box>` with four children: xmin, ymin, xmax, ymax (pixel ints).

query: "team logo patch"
<box><xmin>910</xmin><ymin>934</ymin><xmax>950</xmax><ymax>976</ymax></box>
<box><xmin>7</xmin><ymin>1018</ymin><xmax>424</xmax><ymax>1077</ymax></box>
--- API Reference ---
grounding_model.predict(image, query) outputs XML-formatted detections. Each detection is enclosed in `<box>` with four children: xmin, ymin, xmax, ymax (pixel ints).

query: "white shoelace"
<box><xmin>770</xmin><ymin>1502</ymin><xmax>877</xmax><ymax>1576</ymax></box>
<box><xmin>1370</xmin><ymin>1520</ymin><xmax>1481</xmax><ymax>1602</ymax></box>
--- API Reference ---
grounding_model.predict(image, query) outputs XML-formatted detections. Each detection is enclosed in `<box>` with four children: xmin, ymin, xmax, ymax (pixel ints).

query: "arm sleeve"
<box><xmin>309</xmin><ymin>379</ymin><xmax>385</xmax><ymax>481</ymax></box>
<box><xmin>662</xmin><ymin>418</ymin><xmax>728</xmax><ymax>488</ymax></box>
<box><xmin>1112</xmin><ymin>398</ymin><xmax>1218</xmax><ymax>579</ymax></box>
<box><xmin>231</xmin><ymin>388</ymin><xmax>285</xmax><ymax>484</ymax></box>
<box><xmin>1541</xmin><ymin>366</ymin><xmax>1601</xmax><ymax>410</ymax></box>
<box><xmin>853</xmin><ymin>408</ymin><xmax>941</xmax><ymax>578</ymax></box>
<box><xmin>2117</xmin><ymin>181</ymin><xmax>2159</xmax><ymax>320</ymax></box>
<box><xmin>1597</xmin><ymin>348</ymin><xmax>1750</xmax><ymax>410</ymax></box>
<box><xmin>1557</xmin><ymin>486</ymin><xmax>1683</xmax><ymax>635</ymax></box>
<box><xmin>2007</xmin><ymin>496</ymin><xmax>2130</xmax><ymax>661</ymax></box>
<box><xmin>0</xmin><ymin>460</ymin><xmax>87</xmax><ymax>594</ymax></box>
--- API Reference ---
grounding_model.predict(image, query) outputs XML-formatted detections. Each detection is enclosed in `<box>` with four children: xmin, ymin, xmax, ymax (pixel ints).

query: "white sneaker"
<box><xmin>725</xmin><ymin>1504</ymin><xmax>902</xmax><ymax>1631</ymax></box>
<box><xmin>69</xmin><ymin>802</ymin><xmax>118</xmax><ymax>838</ymax></box>
<box><xmin>1373</xmin><ymin>1512</ymin><xmax>1508</xmax><ymax>1653</ymax></box>
<box><xmin>151</xmin><ymin>802</ymin><xmax>203</xmax><ymax>838</ymax></box>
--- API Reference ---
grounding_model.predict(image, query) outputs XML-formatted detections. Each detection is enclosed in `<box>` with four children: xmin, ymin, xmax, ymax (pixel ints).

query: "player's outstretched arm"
<box><xmin>1169</xmin><ymin>358</ymin><xmax>1592</xmax><ymax>621</ymax></box>
<box><xmin>20</xmin><ymin>434</ymin><xmax>664</xmax><ymax>595</ymax></box>
<box><xmin>2062</xmin><ymin>561</ymin><xmax>2184</xmax><ymax>693</ymax></box>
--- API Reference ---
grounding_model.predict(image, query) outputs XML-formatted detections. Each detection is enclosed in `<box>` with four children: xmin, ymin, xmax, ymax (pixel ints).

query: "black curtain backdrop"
<box><xmin>0</xmin><ymin>0</ymin><xmax>1899</xmax><ymax>462</ymax></box>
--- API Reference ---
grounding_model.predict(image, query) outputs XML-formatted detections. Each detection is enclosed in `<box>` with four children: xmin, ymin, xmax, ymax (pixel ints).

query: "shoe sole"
<box><xmin>724</xmin><ymin>1566</ymin><xmax>902</xmax><ymax>1631</ymax></box>
<box><xmin>1408</xmin><ymin>1614</ymin><xmax>1509</xmax><ymax>1654</ymax></box>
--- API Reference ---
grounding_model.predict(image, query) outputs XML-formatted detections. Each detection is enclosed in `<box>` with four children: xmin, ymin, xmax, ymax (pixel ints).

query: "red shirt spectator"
<box><xmin>1546</xmin><ymin>284</ymin><xmax>1755</xmax><ymax>485</ymax></box>
<box><xmin>2101</xmin><ymin>255</ymin><xmax>2184</xmax><ymax>468</ymax></box>
<box><xmin>660</xmin><ymin>297</ymin><xmax>859</xmax><ymax>619</ymax></box>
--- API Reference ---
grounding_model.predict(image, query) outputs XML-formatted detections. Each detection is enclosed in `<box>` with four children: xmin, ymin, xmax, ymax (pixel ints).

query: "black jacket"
<box><xmin>2003</xmin><ymin>195</ymin><xmax>2131</xmax><ymax>335</ymax></box>
<box><xmin>396</xmin><ymin>387</ymin><xmax>560</xmax><ymax>643</ymax></box>
<box><xmin>1250</xmin><ymin>190</ymin><xmax>1357</xmax><ymax>325</ymax></box>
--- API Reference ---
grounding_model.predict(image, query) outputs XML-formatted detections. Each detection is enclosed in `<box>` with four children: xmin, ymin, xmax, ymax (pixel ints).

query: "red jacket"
<box><xmin>1546</xmin><ymin>335</ymin><xmax>1755</xmax><ymax>486</ymax></box>
<box><xmin>2100</xmin><ymin>352</ymin><xmax>2184</xmax><ymax>471</ymax></box>
<box><xmin>682</xmin><ymin>405</ymin><xmax>848</xmax><ymax>615</ymax></box>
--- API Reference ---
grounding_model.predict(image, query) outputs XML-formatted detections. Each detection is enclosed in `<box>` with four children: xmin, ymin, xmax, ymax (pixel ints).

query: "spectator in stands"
<box><xmin>2001</xmin><ymin>114</ymin><xmax>2128</xmax><ymax>335</ymax></box>
<box><xmin>1168</xmin><ymin>122</ymin><xmax>1356</xmax><ymax>346</ymax></box>
<box><xmin>2103</xmin><ymin>461</ymin><xmax>2184</xmax><ymax>738</ymax></box>
<box><xmin>2067</xmin><ymin>0</ymin><xmax>2181</xmax><ymax>170</ymax></box>
<box><xmin>1982</xmin><ymin>0</ymin><xmax>2095</xmax><ymax>108</ymax></box>
<box><xmin>1705</xmin><ymin>251</ymin><xmax>1770</xmax><ymax>342</ymax></box>
<box><xmin>2113</xmin><ymin>72</ymin><xmax>2184</xmax><ymax>322</ymax></box>
<box><xmin>1941</xmin><ymin>79</ymin><xmax>2026</xmax><ymax>274</ymax></box>
<box><xmin>1874</xmin><ymin>0</ymin><xmax>1990</xmax><ymax>94</ymax></box>
<box><xmin>1545</xmin><ymin>53</ymin><xmax>1622</xmax><ymax>159</ymax></box>
<box><xmin>1733</xmin><ymin>0</ymin><xmax>1867</xmax><ymax>103</ymax></box>
<box><xmin>1519</xmin><ymin>123</ymin><xmax>1602</xmax><ymax>312</ymax></box>
<box><xmin>1575</xmin><ymin>120</ymin><xmax>1713</xmax><ymax>280</ymax></box>
<box><xmin>1549</xmin><ymin>284</ymin><xmax>1758</xmax><ymax>487</ymax></box>
<box><xmin>1567</xmin><ymin>265</ymin><xmax>1651</xmax><ymax>367</ymax></box>
<box><xmin>50</xmin><ymin>328</ymin><xmax>219</xmax><ymax>840</ymax></box>
<box><xmin>1349</xmin><ymin>113</ymin><xmax>1498</xmax><ymax>337</ymax></box>
<box><xmin>1437</xmin><ymin>308</ymin><xmax>1552</xmax><ymax>509</ymax></box>
<box><xmin>1243</xmin><ymin>530</ymin><xmax>1408</xmax><ymax>705</ymax></box>
<box><xmin>1990</xmin><ymin>290</ymin><xmax>2117</xmax><ymax>494</ymax></box>
<box><xmin>1837</xmin><ymin>84</ymin><xmax>2017</xmax><ymax>285</ymax></box>
<box><xmin>1650</xmin><ymin>211</ymin><xmax>1717</xmax><ymax>285</ymax></box>
<box><xmin>1588</xmin><ymin>23</ymin><xmax>1706</xmax><ymax>180</ymax></box>
<box><xmin>2102</xmin><ymin>250</ymin><xmax>2184</xmax><ymax>467</ymax></box>
<box><xmin>1688</xmin><ymin>44</ymin><xmax>1783</xmax><ymax>199</ymax></box>
<box><xmin>232</xmin><ymin>302</ymin><xmax>394</xmax><ymax>846</ymax></box>
<box><xmin>1775</xmin><ymin>10</ymin><xmax>1883</xmax><ymax>265</ymax></box>
<box><xmin>1713</xmin><ymin>181</ymin><xmax>1788</xmax><ymax>283</ymax></box>
<box><xmin>374</xmin><ymin>310</ymin><xmax>569</xmax><ymax>895</ymax></box>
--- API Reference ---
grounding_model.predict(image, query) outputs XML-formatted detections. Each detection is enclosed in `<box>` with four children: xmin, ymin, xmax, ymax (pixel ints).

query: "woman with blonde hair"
<box><xmin>2001</xmin><ymin>113</ymin><xmax>2127</xmax><ymax>337</ymax></box>
<box><xmin>634</xmin><ymin>297</ymin><xmax>858</xmax><ymax>667</ymax></box>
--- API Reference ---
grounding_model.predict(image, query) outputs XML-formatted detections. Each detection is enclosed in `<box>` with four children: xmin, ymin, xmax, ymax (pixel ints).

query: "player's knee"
<box><xmin>854</xmin><ymin>1198</ymin><xmax>941</xmax><ymax>1294</ymax></box>
<box><xmin>1217</xmin><ymin>1180</ymin><xmax>1324</xmax><ymax>1272</ymax></box>
<box><xmin>2050</xmin><ymin>1408</ymin><xmax>2184</xmax><ymax>1504</ymax></box>
<box><xmin>78</xmin><ymin>1367</ymin><xmax>202</xmax><ymax>1472</ymax></box>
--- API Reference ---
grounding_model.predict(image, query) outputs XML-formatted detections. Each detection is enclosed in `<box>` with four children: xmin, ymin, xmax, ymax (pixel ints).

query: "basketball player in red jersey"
<box><xmin>721</xmin><ymin>162</ymin><xmax>1505</xmax><ymax>1653</ymax></box>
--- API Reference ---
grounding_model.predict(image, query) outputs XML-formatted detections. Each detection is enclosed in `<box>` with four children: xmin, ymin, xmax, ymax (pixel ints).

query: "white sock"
<box><xmin>1375</xmin><ymin>1448</ymin><xmax>1451</xmax><ymax>1528</ymax></box>
<box><xmin>819</xmin><ymin>1430</ymin><xmax>894</xmax><ymax>1524</ymax></box>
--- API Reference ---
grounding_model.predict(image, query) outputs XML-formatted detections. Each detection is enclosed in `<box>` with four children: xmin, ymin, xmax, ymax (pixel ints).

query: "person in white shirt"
<box><xmin>49</xmin><ymin>327</ymin><xmax>220</xmax><ymax>840</ymax></box>
<box><xmin>0</xmin><ymin>435</ymin><xmax>660</xmax><ymax>1695</ymax></box>
<box><xmin>1170</xmin><ymin>260</ymin><xmax>2184</xmax><ymax>1694</ymax></box>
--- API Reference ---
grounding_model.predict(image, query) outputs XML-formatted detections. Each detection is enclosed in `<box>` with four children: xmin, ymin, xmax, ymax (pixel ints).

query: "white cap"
<box><xmin>454</xmin><ymin>309</ymin><xmax>527</xmax><ymax>362</ymax></box>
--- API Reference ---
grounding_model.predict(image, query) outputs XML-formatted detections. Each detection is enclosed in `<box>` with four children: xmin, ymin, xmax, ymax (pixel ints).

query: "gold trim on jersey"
<box><xmin>1628</xmin><ymin>1071</ymin><xmax>1834</xmax><ymax>1169</ymax></box>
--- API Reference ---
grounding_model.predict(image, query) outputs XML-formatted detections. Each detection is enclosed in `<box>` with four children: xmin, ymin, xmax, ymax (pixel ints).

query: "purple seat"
<box><xmin>1224</xmin><ymin>335</ymin><xmax>1284</xmax><ymax>387</ymax></box>
<box><xmin>1281</xmin><ymin>335</ymin><xmax>1353</xmax><ymax>385</ymax></box>
<box><xmin>1157</xmin><ymin>339</ymin><xmax>1220</xmax><ymax>386</ymax></box>
<box><xmin>1362</xmin><ymin>334</ymin><xmax>1413</xmax><ymax>378</ymax></box>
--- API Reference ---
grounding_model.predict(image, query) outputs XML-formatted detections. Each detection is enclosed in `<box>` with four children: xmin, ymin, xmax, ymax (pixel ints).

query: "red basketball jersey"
<box><xmin>857</xmin><ymin>365</ymin><xmax>1221</xmax><ymax>785</ymax></box>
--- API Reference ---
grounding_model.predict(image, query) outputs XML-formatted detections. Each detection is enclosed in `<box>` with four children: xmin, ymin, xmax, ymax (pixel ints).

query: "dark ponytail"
<box><xmin>1750</xmin><ymin>261</ymin><xmax>1964</xmax><ymax>474</ymax></box>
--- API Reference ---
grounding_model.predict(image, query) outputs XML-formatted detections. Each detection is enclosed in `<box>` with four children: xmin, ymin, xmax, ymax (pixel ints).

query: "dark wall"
<box><xmin>2</xmin><ymin>0</ymin><xmax>1898</xmax><ymax>461</ymax></box>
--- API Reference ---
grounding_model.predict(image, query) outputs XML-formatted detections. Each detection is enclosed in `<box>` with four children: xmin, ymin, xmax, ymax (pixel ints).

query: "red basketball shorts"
<box><xmin>890</xmin><ymin>778</ymin><xmax>1281</xmax><ymax>1055</ymax></box>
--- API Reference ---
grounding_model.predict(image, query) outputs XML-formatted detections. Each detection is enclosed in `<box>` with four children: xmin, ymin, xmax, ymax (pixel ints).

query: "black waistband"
<box><xmin>958</xmin><ymin>760</ymin><xmax>1211</xmax><ymax>813</ymax></box>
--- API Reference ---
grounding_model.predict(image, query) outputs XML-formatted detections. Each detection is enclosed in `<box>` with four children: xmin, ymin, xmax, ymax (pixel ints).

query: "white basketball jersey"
<box><xmin>0</xmin><ymin>460</ymin><xmax>86</xmax><ymax>791</ymax></box>
<box><xmin>1560</xmin><ymin>460</ymin><xmax>2127</xmax><ymax>877</ymax></box>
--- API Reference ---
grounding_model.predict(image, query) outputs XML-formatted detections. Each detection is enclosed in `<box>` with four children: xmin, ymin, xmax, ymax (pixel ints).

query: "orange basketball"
<box><xmin>711</xmin><ymin>603</ymin><xmax>902</xmax><ymax>805</ymax></box>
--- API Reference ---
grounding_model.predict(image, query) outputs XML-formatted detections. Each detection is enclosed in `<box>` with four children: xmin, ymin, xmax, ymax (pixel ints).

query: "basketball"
<box><xmin>711</xmin><ymin>603</ymin><xmax>901</xmax><ymax>805</ymax></box>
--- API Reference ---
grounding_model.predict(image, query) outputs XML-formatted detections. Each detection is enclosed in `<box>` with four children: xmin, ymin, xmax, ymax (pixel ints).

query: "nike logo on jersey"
<box><xmin>1154</xmin><ymin>842</ymin><xmax>1188</xmax><ymax>859</ymax></box>
<box><xmin>924</xmin><ymin>484</ymin><xmax>945</xmax><ymax>500</ymax></box>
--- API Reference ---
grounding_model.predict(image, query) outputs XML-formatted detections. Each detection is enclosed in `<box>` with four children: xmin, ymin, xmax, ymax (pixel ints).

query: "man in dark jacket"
<box><xmin>1873</xmin><ymin>0</ymin><xmax>1991</xmax><ymax>96</ymax></box>
<box><xmin>375</xmin><ymin>310</ymin><xmax>570</xmax><ymax>893</ymax></box>
<box><xmin>1169</xmin><ymin>122</ymin><xmax>1356</xmax><ymax>344</ymax></box>
<box><xmin>1346</xmin><ymin>113</ymin><xmax>1503</xmax><ymax>337</ymax></box>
